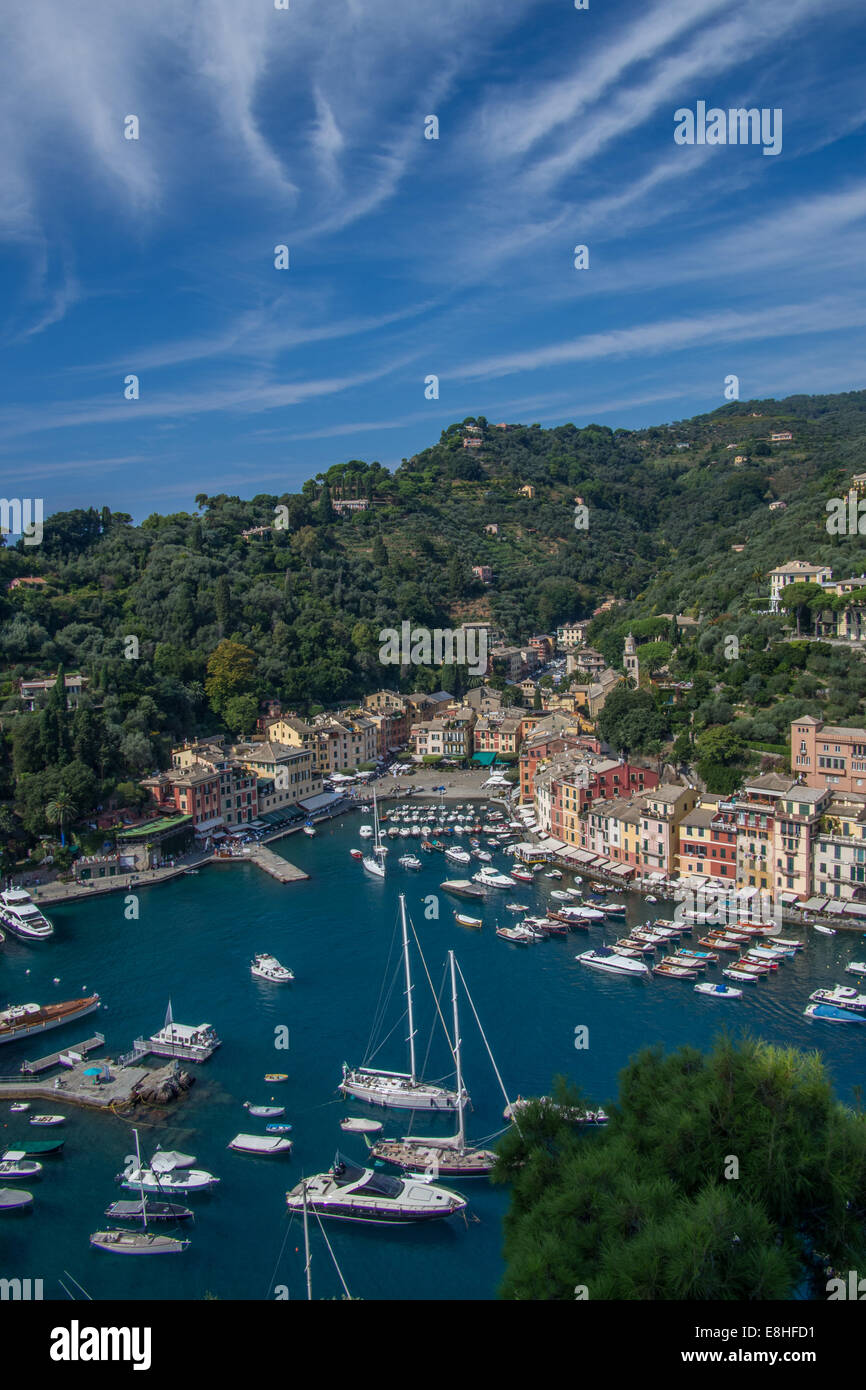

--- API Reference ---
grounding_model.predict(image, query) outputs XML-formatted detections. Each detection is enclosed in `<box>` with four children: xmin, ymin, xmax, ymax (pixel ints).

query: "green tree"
<box><xmin>495</xmin><ymin>1037</ymin><xmax>866</xmax><ymax>1300</ymax></box>
<box><xmin>205</xmin><ymin>640</ymin><xmax>257</xmax><ymax>714</ymax></box>
<box><xmin>45</xmin><ymin>792</ymin><xmax>77</xmax><ymax>847</ymax></box>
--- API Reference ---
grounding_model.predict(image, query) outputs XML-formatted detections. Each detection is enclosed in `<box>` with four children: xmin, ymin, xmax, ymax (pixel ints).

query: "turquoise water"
<box><xmin>1</xmin><ymin>806</ymin><xmax>864</xmax><ymax>1302</ymax></box>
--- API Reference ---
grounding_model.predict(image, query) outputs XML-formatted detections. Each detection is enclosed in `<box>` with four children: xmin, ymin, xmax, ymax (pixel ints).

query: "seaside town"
<box><xmin>8</xmin><ymin>570</ymin><xmax>866</xmax><ymax>926</ymax></box>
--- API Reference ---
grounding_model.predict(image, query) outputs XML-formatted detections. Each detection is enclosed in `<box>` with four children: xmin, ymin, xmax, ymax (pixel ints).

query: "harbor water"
<box><xmin>1</xmin><ymin>804</ymin><xmax>864</xmax><ymax>1301</ymax></box>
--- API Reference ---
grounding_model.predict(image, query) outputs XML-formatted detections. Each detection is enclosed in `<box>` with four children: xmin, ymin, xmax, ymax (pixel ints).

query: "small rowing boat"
<box><xmin>454</xmin><ymin>913</ymin><xmax>482</xmax><ymax>929</ymax></box>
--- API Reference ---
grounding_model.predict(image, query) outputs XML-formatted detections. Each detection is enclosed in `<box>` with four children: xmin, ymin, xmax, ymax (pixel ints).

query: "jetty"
<box><xmin>0</xmin><ymin>1055</ymin><xmax>151</xmax><ymax>1110</ymax></box>
<box><xmin>245</xmin><ymin>845</ymin><xmax>308</xmax><ymax>883</ymax></box>
<box><xmin>21</xmin><ymin>1034</ymin><xmax>105</xmax><ymax>1074</ymax></box>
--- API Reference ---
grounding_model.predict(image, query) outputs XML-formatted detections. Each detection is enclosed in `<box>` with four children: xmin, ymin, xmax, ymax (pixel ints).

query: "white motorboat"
<box><xmin>846</xmin><ymin>960</ymin><xmax>866</xmax><ymax>977</ymax></box>
<box><xmin>445</xmin><ymin>847</ymin><xmax>472</xmax><ymax>866</ymax></box>
<box><xmin>804</xmin><ymin>1002</ymin><xmax>866</xmax><ymax>1024</ymax></box>
<box><xmin>120</xmin><ymin>1167</ymin><xmax>219</xmax><ymax>1193</ymax></box>
<box><xmin>473</xmin><ymin>868</ymin><xmax>516</xmax><ymax>889</ymax></box>
<box><xmin>695</xmin><ymin>982</ymin><xmax>742</xmax><ymax>1000</ymax></box>
<box><xmin>229</xmin><ymin>1133</ymin><xmax>293</xmax><ymax>1155</ymax></box>
<box><xmin>549</xmin><ymin>890</ymin><xmax>571</xmax><ymax>902</ymax></box>
<box><xmin>93</xmin><ymin>1130</ymin><xmax>190</xmax><ymax>1254</ymax></box>
<box><xmin>809</xmin><ymin>985</ymin><xmax>866</xmax><ymax>1013</ymax></box>
<box><xmin>544</xmin><ymin>871</ymin><xmax>562</xmax><ymax>879</ymax></box>
<box><xmin>340</xmin><ymin>896</ymin><xmax>467</xmax><ymax>1112</ymax></box>
<box><xmin>243</xmin><ymin>1103</ymin><xmax>286</xmax><ymax>1118</ymax></box>
<box><xmin>398</xmin><ymin>854</ymin><xmax>422</xmax><ymax>870</ymax></box>
<box><xmin>251</xmin><ymin>953</ymin><xmax>294</xmax><ymax>983</ymax></box>
<box><xmin>576</xmin><ymin>948</ymin><xmax>649</xmax><ymax>977</ymax></box>
<box><xmin>553</xmin><ymin>904</ymin><xmax>605</xmax><ymax>923</ymax></box>
<box><xmin>285</xmin><ymin>1157</ymin><xmax>466</xmax><ymax>1224</ymax></box>
<box><xmin>359</xmin><ymin>825</ymin><xmax>373</xmax><ymax>838</ymax></box>
<box><xmin>9</xmin><ymin>1102</ymin><xmax>30</xmax><ymax>1113</ymax></box>
<box><xmin>29</xmin><ymin>1114</ymin><xmax>65</xmax><ymax>1127</ymax></box>
<box><xmin>303</xmin><ymin>824</ymin><xmax>316</xmax><ymax>837</ymax></box>
<box><xmin>813</xmin><ymin>924</ymin><xmax>836</xmax><ymax>936</ymax></box>
<box><xmin>0</xmin><ymin>888</ymin><xmax>54</xmax><ymax>941</ymax></box>
<box><xmin>0</xmin><ymin>1158</ymin><xmax>42</xmax><ymax>1179</ymax></box>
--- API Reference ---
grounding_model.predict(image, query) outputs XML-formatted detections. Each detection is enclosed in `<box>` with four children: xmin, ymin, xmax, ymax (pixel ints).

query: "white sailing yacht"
<box><xmin>362</xmin><ymin>788</ymin><xmax>386</xmax><ymax>879</ymax></box>
<box><xmin>340</xmin><ymin>896</ymin><xmax>467</xmax><ymax>1111</ymax></box>
<box><xmin>368</xmin><ymin>950</ymin><xmax>498</xmax><ymax>1176</ymax></box>
<box><xmin>91</xmin><ymin>1129</ymin><xmax>190</xmax><ymax>1254</ymax></box>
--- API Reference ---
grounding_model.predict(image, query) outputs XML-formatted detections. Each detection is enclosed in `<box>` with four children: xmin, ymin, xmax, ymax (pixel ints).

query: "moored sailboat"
<box><xmin>340</xmin><ymin>896</ymin><xmax>466</xmax><ymax>1111</ymax></box>
<box><xmin>368</xmin><ymin>951</ymin><xmax>498</xmax><ymax>1178</ymax></box>
<box><xmin>362</xmin><ymin>789</ymin><xmax>387</xmax><ymax>879</ymax></box>
<box><xmin>92</xmin><ymin>1129</ymin><xmax>189</xmax><ymax>1254</ymax></box>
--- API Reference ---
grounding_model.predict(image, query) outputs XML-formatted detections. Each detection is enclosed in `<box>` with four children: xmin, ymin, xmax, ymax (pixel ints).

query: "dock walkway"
<box><xmin>245</xmin><ymin>845</ymin><xmax>308</xmax><ymax>883</ymax></box>
<box><xmin>21</xmin><ymin>1034</ymin><xmax>105</xmax><ymax>1074</ymax></box>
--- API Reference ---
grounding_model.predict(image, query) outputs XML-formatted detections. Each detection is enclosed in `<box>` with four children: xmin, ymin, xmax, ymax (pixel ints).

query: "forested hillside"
<box><xmin>3</xmin><ymin>388</ymin><xmax>866</xmax><ymax>852</ymax></box>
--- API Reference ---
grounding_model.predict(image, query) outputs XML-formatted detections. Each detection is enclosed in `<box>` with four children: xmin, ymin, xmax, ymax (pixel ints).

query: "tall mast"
<box><xmin>302</xmin><ymin>1179</ymin><xmax>312</xmax><ymax>1301</ymax></box>
<box><xmin>400</xmin><ymin>895</ymin><xmax>417</xmax><ymax>1083</ymax></box>
<box><xmin>134</xmin><ymin>1127</ymin><xmax>147</xmax><ymax>1231</ymax></box>
<box><xmin>449</xmin><ymin>951</ymin><xmax>465</xmax><ymax>1149</ymax></box>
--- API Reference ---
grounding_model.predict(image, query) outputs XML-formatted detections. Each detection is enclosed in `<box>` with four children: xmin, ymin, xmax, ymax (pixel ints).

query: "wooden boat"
<box><xmin>0</xmin><ymin>994</ymin><xmax>100</xmax><ymax>1047</ymax></box>
<box><xmin>723</xmin><ymin>966</ymin><xmax>760</xmax><ymax>983</ymax></box>
<box><xmin>453</xmin><ymin>913</ymin><xmax>482</xmax><ymax>929</ymax></box>
<box><xmin>698</xmin><ymin>936</ymin><xmax>739</xmax><ymax>953</ymax></box>
<box><xmin>495</xmin><ymin>925</ymin><xmax>535</xmax><ymax>944</ymax></box>
<box><xmin>653</xmin><ymin>960</ymin><xmax>697</xmax><ymax>979</ymax></box>
<box><xmin>616</xmin><ymin>938</ymin><xmax>653</xmax><ymax>956</ymax></box>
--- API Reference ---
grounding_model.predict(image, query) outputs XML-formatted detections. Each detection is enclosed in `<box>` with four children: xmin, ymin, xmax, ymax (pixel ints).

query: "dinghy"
<box><xmin>0</xmin><ymin>1187</ymin><xmax>33</xmax><ymax>1210</ymax></box>
<box><xmin>243</xmin><ymin>1103</ymin><xmax>286</xmax><ymax>1118</ymax></box>
<box><xmin>229</xmin><ymin>1133</ymin><xmax>292</xmax><ymax>1155</ymax></box>
<box><xmin>339</xmin><ymin>1117</ymin><xmax>383</xmax><ymax>1135</ymax></box>
<box><xmin>454</xmin><ymin>912</ymin><xmax>482</xmax><ymax>929</ymax></box>
<box><xmin>694</xmin><ymin>981</ymin><xmax>742</xmax><ymax>1000</ymax></box>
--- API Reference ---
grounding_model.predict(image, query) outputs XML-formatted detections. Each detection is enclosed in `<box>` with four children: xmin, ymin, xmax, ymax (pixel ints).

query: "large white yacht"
<box><xmin>285</xmin><ymin>1157</ymin><xmax>466</xmax><ymax>1224</ymax></box>
<box><xmin>0</xmin><ymin>888</ymin><xmax>54</xmax><ymax>941</ymax></box>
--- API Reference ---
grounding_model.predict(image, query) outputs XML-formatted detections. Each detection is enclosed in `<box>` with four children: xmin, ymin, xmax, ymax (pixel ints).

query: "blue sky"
<box><xmin>1</xmin><ymin>0</ymin><xmax>865</xmax><ymax>519</ymax></box>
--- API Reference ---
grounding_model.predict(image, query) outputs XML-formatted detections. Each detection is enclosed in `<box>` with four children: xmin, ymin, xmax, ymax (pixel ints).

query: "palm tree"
<box><xmin>45</xmin><ymin>793</ymin><xmax>78</xmax><ymax>848</ymax></box>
